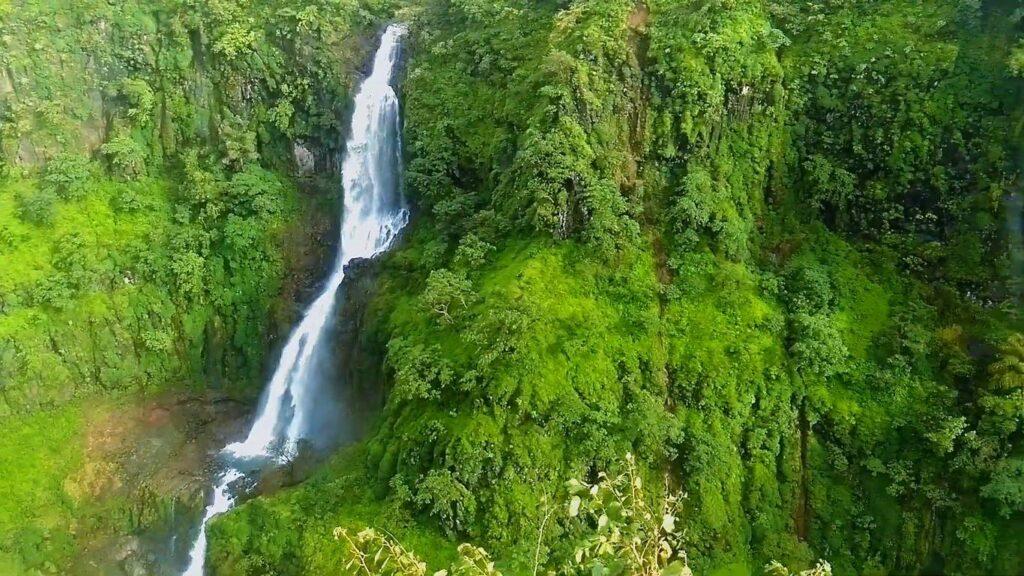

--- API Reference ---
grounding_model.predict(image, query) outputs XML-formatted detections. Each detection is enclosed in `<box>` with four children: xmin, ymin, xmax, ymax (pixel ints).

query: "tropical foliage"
<box><xmin>2</xmin><ymin>0</ymin><xmax>1023</xmax><ymax>575</ymax></box>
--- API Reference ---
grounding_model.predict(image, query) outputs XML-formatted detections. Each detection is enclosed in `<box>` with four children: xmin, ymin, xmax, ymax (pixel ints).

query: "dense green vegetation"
<box><xmin>334</xmin><ymin>453</ymin><xmax>704</xmax><ymax>576</ymax></box>
<box><xmin>3</xmin><ymin>0</ymin><xmax>1024</xmax><ymax>575</ymax></box>
<box><xmin>211</xmin><ymin>1</ymin><xmax>1024</xmax><ymax>575</ymax></box>
<box><xmin>0</xmin><ymin>0</ymin><xmax>391</xmax><ymax>572</ymax></box>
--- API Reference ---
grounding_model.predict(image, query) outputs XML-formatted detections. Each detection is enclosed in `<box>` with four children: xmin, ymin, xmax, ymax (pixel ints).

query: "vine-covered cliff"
<box><xmin>2</xmin><ymin>0</ymin><xmax>1023</xmax><ymax>575</ymax></box>
<box><xmin>211</xmin><ymin>1</ymin><xmax>1024</xmax><ymax>575</ymax></box>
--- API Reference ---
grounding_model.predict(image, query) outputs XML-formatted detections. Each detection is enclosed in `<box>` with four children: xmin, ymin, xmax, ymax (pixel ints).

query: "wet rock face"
<box><xmin>293</xmin><ymin>141</ymin><xmax>316</xmax><ymax>175</ymax></box>
<box><xmin>251</xmin><ymin>439</ymin><xmax>323</xmax><ymax>495</ymax></box>
<box><xmin>67</xmin><ymin>393</ymin><xmax>250</xmax><ymax>576</ymax></box>
<box><xmin>272</xmin><ymin>175</ymin><xmax>341</xmax><ymax>338</ymax></box>
<box><xmin>332</xmin><ymin>256</ymin><xmax>388</xmax><ymax>442</ymax></box>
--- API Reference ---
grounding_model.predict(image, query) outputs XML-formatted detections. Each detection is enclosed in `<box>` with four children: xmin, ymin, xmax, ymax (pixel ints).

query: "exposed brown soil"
<box><xmin>67</xmin><ymin>391</ymin><xmax>250</xmax><ymax>576</ymax></box>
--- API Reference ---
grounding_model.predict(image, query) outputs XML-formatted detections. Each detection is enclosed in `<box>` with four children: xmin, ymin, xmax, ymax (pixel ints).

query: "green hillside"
<box><xmin>2</xmin><ymin>0</ymin><xmax>1023</xmax><ymax>575</ymax></box>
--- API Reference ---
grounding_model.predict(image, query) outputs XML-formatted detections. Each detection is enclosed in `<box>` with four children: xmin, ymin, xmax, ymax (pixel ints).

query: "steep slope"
<box><xmin>0</xmin><ymin>1</ymin><xmax>392</xmax><ymax>573</ymax></box>
<box><xmin>209</xmin><ymin>1</ymin><xmax>1024</xmax><ymax>575</ymax></box>
<box><xmin>3</xmin><ymin>0</ymin><xmax>1023</xmax><ymax>575</ymax></box>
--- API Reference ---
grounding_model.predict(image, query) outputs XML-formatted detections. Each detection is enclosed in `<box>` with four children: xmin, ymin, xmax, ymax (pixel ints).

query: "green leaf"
<box><xmin>661</xmin><ymin>514</ymin><xmax>676</xmax><ymax>533</ymax></box>
<box><xmin>570</xmin><ymin>495</ymin><xmax>582</xmax><ymax>517</ymax></box>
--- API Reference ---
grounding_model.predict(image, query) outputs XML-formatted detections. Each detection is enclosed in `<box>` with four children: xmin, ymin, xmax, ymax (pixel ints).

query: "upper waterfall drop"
<box><xmin>179</xmin><ymin>24</ymin><xmax>409</xmax><ymax>576</ymax></box>
<box><xmin>225</xmin><ymin>23</ymin><xmax>409</xmax><ymax>460</ymax></box>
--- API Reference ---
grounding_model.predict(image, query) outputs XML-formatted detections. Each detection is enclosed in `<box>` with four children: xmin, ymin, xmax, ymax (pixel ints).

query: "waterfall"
<box><xmin>180</xmin><ymin>24</ymin><xmax>409</xmax><ymax>576</ymax></box>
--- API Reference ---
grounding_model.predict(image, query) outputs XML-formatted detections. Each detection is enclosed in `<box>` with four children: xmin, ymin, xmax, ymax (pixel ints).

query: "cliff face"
<box><xmin>0</xmin><ymin>2</ymin><xmax>393</xmax><ymax>573</ymax></box>
<box><xmin>4</xmin><ymin>1</ymin><xmax>1024</xmax><ymax>575</ymax></box>
<box><xmin>0</xmin><ymin>2</ymin><xmax>380</xmax><ymax>173</ymax></box>
<box><xmin>332</xmin><ymin>256</ymin><xmax>390</xmax><ymax>442</ymax></box>
<box><xmin>0</xmin><ymin>0</ymin><xmax>392</xmax><ymax>412</ymax></box>
<box><xmin>209</xmin><ymin>2</ymin><xmax>1024</xmax><ymax>575</ymax></box>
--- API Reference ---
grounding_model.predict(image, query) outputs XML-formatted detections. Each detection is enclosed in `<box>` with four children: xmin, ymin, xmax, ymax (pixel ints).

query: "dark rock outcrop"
<box><xmin>331</xmin><ymin>255</ymin><xmax>389</xmax><ymax>442</ymax></box>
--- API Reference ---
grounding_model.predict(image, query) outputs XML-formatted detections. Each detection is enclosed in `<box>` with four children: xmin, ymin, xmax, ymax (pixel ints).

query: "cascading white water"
<box><xmin>180</xmin><ymin>24</ymin><xmax>409</xmax><ymax>576</ymax></box>
<box><xmin>225</xmin><ymin>23</ymin><xmax>408</xmax><ymax>460</ymax></box>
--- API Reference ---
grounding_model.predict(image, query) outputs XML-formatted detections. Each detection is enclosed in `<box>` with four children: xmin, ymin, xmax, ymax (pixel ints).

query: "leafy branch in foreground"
<box><xmin>336</xmin><ymin>527</ymin><xmax>499</xmax><ymax>576</ymax></box>
<box><xmin>564</xmin><ymin>453</ymin><xmax>688</xmax><ymax>576</ymax></box>
<box><xmin>763</xmin><ymin>559</ymin><xmax>832</xmax><ymax>576</ymax></box>
<box><xmin>336</xmin><ymin>527</ymin><xmax>428</xmax><ymax>576</ymax></box>
<box><xmin>337</xmin><ymin>455</ymin><xmax>833</xmax><ymax>576</ymax></box>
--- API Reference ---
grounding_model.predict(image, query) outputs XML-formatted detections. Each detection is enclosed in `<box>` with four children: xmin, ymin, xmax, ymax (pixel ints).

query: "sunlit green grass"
<box><xmin>0</xmin><ymin>404</ymin><xmax>84</xmax><ymax>574</ymax></box>
<box><xmin>209</xmin><ymin>445</ymin><xmax>460</xmax><ymax>575</ymax></box>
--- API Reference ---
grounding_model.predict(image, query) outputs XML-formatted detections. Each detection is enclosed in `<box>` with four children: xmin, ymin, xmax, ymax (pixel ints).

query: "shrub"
<box><xmin>15</xmin><ymin>188</ymin><xmax>58</xmax><ymax>225</ymax></box>
<box><xmin>453</xmin><ymin>234</ymin><xmax>495</xmax><ymax>271</ymax></box>
<box><xmin>170</xmin><ymin>251</ymin><xmax>207</xmax><ymax>301</ymax></box>
<box><xmin>225</xmin><ymin>166</ymin><xmax>284</xmax><ymax>218</ymax></box>
<box><xmin>790</xmin><ymin>313</ymin><xmax>848</xmax><ymax>378</ymax></box>
<box><xmin>783</xmin><ymin>264</ymin><xmax>834</xmax><ymax>314</ymax></box>
<box><xmin>980</xmin><ymin>457</ymin><xmax>1024</xmax><ymax>518</ymax></box>
<box><xmin>220</xmin><ymin>111</ymin><xmax>259</xmax><ymax>169</ymax></box>
<box><xmin>0</xmin><ymin>226</ymin><xmax>16</xmax><ymax>252</ymax></box>
<box><xmin>764</xmin><ymin>560</ymin><xmax>832</xmax><ymax>576</ymax></box>
<box><xmin>120</xmin><ymin>78</ymin><xmax>155</xmax><ymax>123</ymax></box>
<box><xmin>421</xmin><ymin>269</ymin><xmax>474</xmax><ymax>324</ymax></box>
<box><xmin>565</xmin><ymin>453</ymin><xmax>690</xmax><ymax>576</ymax></box>
<box><xmin>1011</xmin><ymin>43</ymin><xmax>1024</xmax><ymax>78</ymax></box>
<box><xmin>110</xmin><ymin>187</ymin><xmax>145</xmax><ymax>213</ymax></box>
<box><xmin>101</xmin><ymin>135</ymin><xmax>148</xmax><ymax>180</ymax></box>
<box><xmin>337</xmin><ymin>528</ymin><xmax>500</xmax><ymax>576</ymax></box>
<box><xmin>414</xmin><ymin>469</ymin><xmax>477</xmax><ymax>534</ymax></box>
<box><xmin>42</xmin><ymin>153</ymin><xmax>93</xmax><ymax>200</ymax></box>
<box><xmin>336</xmin><ymin>455</ymin><xmax>720</xmax><ymax>576</ymax></box>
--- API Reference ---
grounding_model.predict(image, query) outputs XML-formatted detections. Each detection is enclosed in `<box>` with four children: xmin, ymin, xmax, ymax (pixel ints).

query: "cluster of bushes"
<box><xmin>226</xmin><ymin>1</ymin><xmax>1021</xmax><ymax>575</ymax></box>
<box><xmin>0</xmin><ymin>148</ymin><xmax>296</xmax><ymax>414</ymax></box>
<box><xmin>0</xmin><ymin>0</ymin><xmax>396</xmax><ymax>572</ymax></box>
<box><xmin>3</xmin><ymin>0</ymin><xmax>1023</xmax><ymax>574</ymax></box>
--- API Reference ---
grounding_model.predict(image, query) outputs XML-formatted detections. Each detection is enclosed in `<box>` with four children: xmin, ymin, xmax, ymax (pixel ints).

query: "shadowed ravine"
<box><xmin>178</xmin><ymin>24</ymin><xmax>409</xmax><ymax>576</ymax></box>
